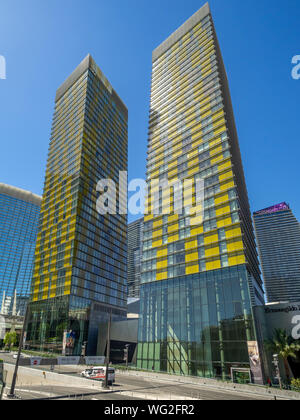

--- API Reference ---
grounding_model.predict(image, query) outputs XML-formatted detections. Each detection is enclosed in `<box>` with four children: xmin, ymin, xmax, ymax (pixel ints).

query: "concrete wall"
<box><xmin>97</xmin><ymin>319</ymin><xmax>138</xmax><ymax>357</ymax></box>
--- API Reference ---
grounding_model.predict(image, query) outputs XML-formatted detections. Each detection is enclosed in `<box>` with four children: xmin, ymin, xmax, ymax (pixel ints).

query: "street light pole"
<box><xmin>103</xmin><ymin>310</ymin><xmax>112</xmax><ymax>389</ymax></box>
<box><xmin>7</xmin><ymin>304</ymin><xmax>29</xmax><ymax>398</ymax></box>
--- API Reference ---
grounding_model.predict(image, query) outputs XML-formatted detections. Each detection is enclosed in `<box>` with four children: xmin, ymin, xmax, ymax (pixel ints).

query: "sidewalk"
<box><xmin>116</xmin><ymin>369</ymin><xmax>300</xmax><ymax>400</ymax></box>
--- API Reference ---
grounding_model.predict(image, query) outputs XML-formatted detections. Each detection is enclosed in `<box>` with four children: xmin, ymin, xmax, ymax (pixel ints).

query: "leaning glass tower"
<box><xmin>26</xmin><ymin>55</ymin><xmax>128</xmax><ymax>355</ymax></box>
<box><xmin>137</xmin><ymin>3</ymin><xmax>264</xmax><ymax>382</ymax></box>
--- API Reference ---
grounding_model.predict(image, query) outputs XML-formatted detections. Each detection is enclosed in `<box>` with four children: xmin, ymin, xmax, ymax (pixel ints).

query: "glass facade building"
<box><xmin>253</xmin><ymin>203</ymin><xmax>300</xmax><ymax>303</ymax></box>
<box><xmin>128</xmin><ymin>218</ymin><xmax>144</xmax><ymax>298</ymax></box>
<box><xmin>0</xmin><ymin>183</ymin><xmax>41</xmax><ymax>316</ymax></box>
<box><xmin>137</xmin><ymin>3</ymin><xmax>264</xmax><ymax>381</ymax></box>
<box><xmin>26</xmin><ymin>55</ymin><xmax>128</xmax><ymax>355</ymax></box>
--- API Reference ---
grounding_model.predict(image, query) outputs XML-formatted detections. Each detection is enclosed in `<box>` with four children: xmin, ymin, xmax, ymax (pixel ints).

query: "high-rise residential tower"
<box><xmin>254</xmin><ymin>203</ymin><xmax>300</xmax><ymax>303</ymax></box>
<box><xmin>127</xmin><ymin>218</ymin><xmax>144</xmax><ymax>298</ymax></box>
<box><xmin>138</xmin><ymin>3</ymin><xmax>264</xmax><ymax>381</ymax></box>
<box><xmin>0</xmin><ymin>183</ymin><xmax>41</xmax><ymax>316</ymax></box>
<box><xmin>26</xmin><ymin>55</ymin><xmax>128</xmax><ymax>355</ymax></box>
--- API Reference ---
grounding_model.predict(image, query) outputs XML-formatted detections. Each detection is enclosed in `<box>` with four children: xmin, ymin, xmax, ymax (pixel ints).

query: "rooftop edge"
<box><xmin>0</xmin><ymin>183</ymin><xmax>42</xmax><ymax>206</ymax></box>
<box><xmin>152</xmin><ymin>2</ymin><xmax>210</xmax><ymax>63</ymax></box>
<box><xmin>253</xmin><ymin>202</ymin><xmax>290</xmax><ymax>216</ymax></box>
<box><xmin>55</xmin><ymin>54</ymin><xmax>128</xmax><ymax>118</ymax></box>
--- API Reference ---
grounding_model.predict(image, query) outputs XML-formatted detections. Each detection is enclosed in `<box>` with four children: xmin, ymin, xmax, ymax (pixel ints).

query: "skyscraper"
<box><xmin>26</xmin><ymin>55</ymin><xmax>128</xmax><ymax>355</ymax></box>
<box><xmin>128</xmin><ymin>218</ymin><xmax>144</xmax><ymax>298</ymax></box>
<box><xmin>253</xmin><ymin>203</ymin><xmax>300</xmax><ymax>303</ymax></box>
<box><xmin>138</xmin><ymin>3</ymin><xmax>264</xmax><ymax>381</ymax></box>
<box><xmin>0</xmin><ymin>183</ymin><xmax>41</xmax><ymax>316</ymax></box>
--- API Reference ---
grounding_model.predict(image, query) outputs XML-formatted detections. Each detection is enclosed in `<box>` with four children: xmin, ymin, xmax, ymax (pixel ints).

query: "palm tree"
<box><xmin>265</xmin><ymin>329</ymin><xmax>300</xmax><ymax>382</ymax></box>
<box><xmin>4</xmin><ymin>331</ymin><xmax>17</xmax><ymax>351</ymax></box>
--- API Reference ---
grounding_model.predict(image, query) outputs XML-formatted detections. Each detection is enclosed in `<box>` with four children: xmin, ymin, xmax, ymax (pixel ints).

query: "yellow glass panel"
<box><xmin>217</xmin><ymin>216</ymin><xmax>232</xmax><ymax>228</ymax></box>
<box><xmin>64</xmin><ymin>286</ymin><xmax>71</xmax><ymax>295</ymax></box>
<box><xmin>219</xmin><ymin>170</ymin><xmax>233</xmax><ymax>182</ymax></box>
<box><xmin>218</xmin><ymin>161</ymin><xmax>231</xmax><ymax>172</ymax></box>
<box><xmin>190</xmin><ymin>226</ymin><xmax>204</xmax><ymax>236</ymax></box>
<box><xmin>227</xmin><ymin>240</ymin><xmax>244</xmax><ymax>253</ymax></box>
<box><xmin>206</xmin><ymin>260</ymin><xmax>221</xmax><ymax>271</ymax></box>
<box><xmin>156</xmin><ymin>271</ymin><xmax>168</xmax><ymax>281</ymax></box>
<box><xmin>215</xmin><ymin>193</ymin><xmax>229</xmax><ymax>206</ymax></box>
<box><xmin>216</xmin><ymin>205</ymin><xmax>230</xmax><ymax>217</ymax></box>
<box><xmin>188</xmin><ymin>157</ymin><xmax>199</xmax><ymax>167</ymax></box>
<box><xmin>188</xmin><ymin>167</ymin><xmax>199</xmax><ymax>176</ymax></box>
<box><xmin>168</xmin><ymin>234</ymin><xmax>179</xmax><ymax>243</ymax></box>
<box><xmin>186</xmin><ymin>252</ymin><xmax>198</xmax><ymax>263</ymax></box>
<box><xmin>213</xmin><ymin>117</ymin><xmax>225</xmax><ymax>128</ymax></box>
<box><xmin>185</xmin><ymin>239</ymin><xmax>198</xmax><ymax>250</ymax></box>
<box><xmin>226</xmin><ymin>226</ymin><xmax>242</xmax><ymax>239</ymax></box>
<box><xmin>213</xmin><ymin>110</ymin><xmax>224</xmax><ymax>120</ymax></box>
<box><xmin>220</xmin><ymin>180</ymin><xmax>235</xmax><ymax>191</ymax></box>
<box><xmin>168</xmin><ymin>224</ymin><xmax>178</xmax><ymax>234</ymax></box>
<box><xmin>211</xmin><ymin>146</ymin><xmax>222</xmax><ymax>156</ymax></box>
<box><xmin>190</xmin><ymin>215</ymin><xmax>204</xmax><ymax>226</ymax></box>
<box><xmin>204</xmin><ymin>233</ymin><xmax>218</xmax><ymax>245</ymax></box>
<box><xmin>157</xmin><ymin>259</ymin><xmax>168</xmax><ymax>270</ymax></box>
<box><xmin>228</xmin><ymin>256</ymin><xmax>238</xmax><ymax>266</ymax></box>
<box><xmin>237</xmin><ymin>254</ymin><xmax>246</xmax><ymax>264</ymax></box>
<box><xmin>211</xmin><ymin>154</ymin><xmax>223</xmax><ymax>165</ymax></box>
<box><xmin>168</xmin><ymin>214</ymin><xmax>179</xmax><ymax>223</ymax></box>
<box><xmin>153</xmin><ymin>239</ymin><xmax>163</xmax><ymax>247</ymax></box>
<box><xmin>186</xmin><ymin>264</ymin><xmax>199</xmax><ymax>275</ymax></box>
<box><xmin>169</xmin><ymin>169</ymin><xmax>177</xmax><ymax>177</ymax></box>
<box><xmin>157</xmin><ymin>247</ymin><xmax>168</xmax><ymax>258</ymax></box>
<box><xmin>214</xmin><ymin>125</ymin><xmax>227</xmax><ymax>136</ymax></box>
<box><xmin>205</xmin><ymin>246</ymin><xmax>220</xmax><ymax>258</ymax></box>
<box><xmin>153</xmin><ymin>229</ymin><xmax>163</xmax><ymax>239</ymax></box>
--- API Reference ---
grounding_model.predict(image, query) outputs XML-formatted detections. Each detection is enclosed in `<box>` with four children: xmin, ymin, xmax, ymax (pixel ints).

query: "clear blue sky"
<box><xmin>0</xmin><ymin>0</ymin><xmax>299</xmax><ymax>223</ymax></box>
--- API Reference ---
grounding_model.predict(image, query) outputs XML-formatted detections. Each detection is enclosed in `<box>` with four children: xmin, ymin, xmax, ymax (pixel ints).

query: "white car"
<box><xmin>81</xmin><ymin>366</ymin><xmax>115</xmax><ymax>385</ymax></box>
<box><xmin>12</xmin><ymin>353</ymin><xmax>26</xmax><ymax>359</ymax></box>
<box><xmin>81</xmin><ymin>368</ymin><xmax>93</xmax><ymax>378</ymax></box>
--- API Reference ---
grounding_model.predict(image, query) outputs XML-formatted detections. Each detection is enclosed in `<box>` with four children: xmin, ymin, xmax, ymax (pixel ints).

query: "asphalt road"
<box><xmin>4</xmin><ymin>385</ymin><xmax>142</xmax><ymax>400</ymax></box>
<box><xmin>114</xmin><ymin>374</ymin><xmax>274</xmax><ymax>400</ymax></box>
<box><xmin>4</xmin><ymin>380</ymin><xmax>270</xmax><ymax>401</ymax></box>
<box><xmin>0</xmin><ymin>352</ymin><xmax>278</xmax><ymax>401</ymax></box>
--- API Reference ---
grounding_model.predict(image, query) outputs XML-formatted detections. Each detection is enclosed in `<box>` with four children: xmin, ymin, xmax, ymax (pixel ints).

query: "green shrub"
<box><xmin>291</xmin><ymin>378</ymin><xmax>300</xmax><ymax>391</ymax></box>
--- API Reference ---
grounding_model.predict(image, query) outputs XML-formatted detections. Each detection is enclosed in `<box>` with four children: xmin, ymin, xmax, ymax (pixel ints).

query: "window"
<box><xmin>221</xmin><ymin>255</ymin><xmax>229</xmax><ymax>268</ymax></box>
<box><xmin>198</xmin><ymin>234</ymin><xmax>204</xmax><ymax>246</ymax></box>
<box><xmin>198</xmin><ymin>247</ymin><xmax>205</xmax><ymax>259</ymax></box>
<box><xmin>219</xmin><ymin>242</ymin><xmax>227</xmax><ymax>254</ymax></box>
<box><xmin>232</xmin><ymin>212</ymin><xmax>240</xmax><ymax>223</ymax></box>
<box><xmin>218</xmin><ymin>228</ymin><xmax>226</xmax><ymax>241</ymax></box>
<box><xmin>175</xmin><ymin>241</ymin><xmax>185</xmax><ymax>252</ymax></box>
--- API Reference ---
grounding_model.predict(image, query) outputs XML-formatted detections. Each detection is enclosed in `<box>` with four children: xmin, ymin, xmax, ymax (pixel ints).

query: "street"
<box><xmin>0</xmin><ymin>353</ymin><xmax>283</xmax><ymax>401</ymax></box>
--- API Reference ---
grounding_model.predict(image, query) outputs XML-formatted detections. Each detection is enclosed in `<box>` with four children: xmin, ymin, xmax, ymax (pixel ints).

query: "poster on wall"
<box><xmin>63</xmin><ymin>330</ymin><xmax>76</xmax><ymax>355</ymax></box>
<box><xmin>247</xmin><ymin>341</ymin><xmax>264</xmax><ymax>385</ymax></box>
<box><xmin>85</xmin><ymin>356</ymin><xmax>105</xmax><ymax>366</ymax></box>
<box><xmin>30</xmin><ymin>357</ymin><xmax>42</xmax><ymax>366</ymax></box>
<box><xmin>57</xmin><ymin>356</ymin><xmax>80</xmax><ymax>366</ymax></box>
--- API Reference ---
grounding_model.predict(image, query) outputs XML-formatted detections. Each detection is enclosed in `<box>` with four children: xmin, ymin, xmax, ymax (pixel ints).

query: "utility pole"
<box><xmin>7</xmin><ymin>305</ymin><xmax>29</xmax><ymax>398</ymax></box>
<box><xmin>103</xmin><ymin>310</ymin><xmax>112</xmax><ymax>389</ymax></box>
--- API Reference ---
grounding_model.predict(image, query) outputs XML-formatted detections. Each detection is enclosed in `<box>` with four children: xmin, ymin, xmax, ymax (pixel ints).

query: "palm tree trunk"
<box><xmin>283</xmin><ymin>358</ymin><xmax>291</xmax><ymax>382</ymax></box>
